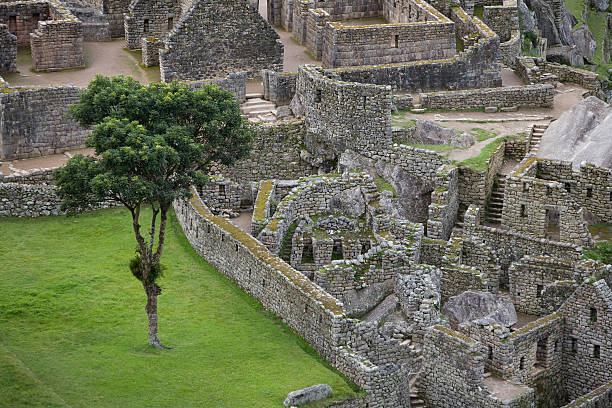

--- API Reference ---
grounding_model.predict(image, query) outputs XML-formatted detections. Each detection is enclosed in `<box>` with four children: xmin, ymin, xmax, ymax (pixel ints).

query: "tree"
<box><xmin>55</xmin><ymin>75</ymin><xmax>253</xmax><ymax>348</ymax></box>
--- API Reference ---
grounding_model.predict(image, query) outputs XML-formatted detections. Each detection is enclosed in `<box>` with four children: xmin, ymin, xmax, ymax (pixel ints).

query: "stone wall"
<box><xmin>0</xmin><ymin>182</ymin><xmax>61</xmax><ymax>217</ymax></box>
<box><xmin>482</xmin><ymin>1</ymin><xmax>517</xmax><ymax>43</ymax></box>
<box><xmin>321</xmin><ymin>0</ymin><xmax>456</xmax><ymax>68</ymax></box>
<box><xmin>0</xmin><ymin>85</ymin><xmax>88</xmax><ymax>160</ymax></box>
<box><xmin>263</xmin><ymin>70</ymin><xmax>296</xmax><ymax>105</ymax></box>
<box><xmin>215</xmin><ymin>120</ymin><xmax>317</xmax><ymax>185</ymax></box>
<box><xmin>560</xmin><ymin>280</ymin><xmax>612</xmax><ymax>401</ymax></box>
<box><xmin>463</xmin><ymin>205</ymin><xmax>584</xmax><ymax>287</ymax></box>
<box><xmin>292</xmin><ymin>65</ymin><xmax>392</xmax><ymax>159</ymax></box>
<box><xmin>532</xmin><ymin>160</ymin><xmax>612</xmax><ymax>224</ymax></box>
<box><xmin>329</xmin><ymin>13</ymin><xmax>502</xmax><ymax>92</ymax></box>
<box><xmin>185</xmin><ymin>71</ymin><xmax>247</xmax><ymax>103</ymax></box>
<box><xmin>561</xmin><ymin>381</ymin><xmax>612</xmax><ymax>408</ymax></box>
<box><xmin>420</xmin><ymin>84</ymin><xmax>554</xmax><ymax>110</ymax></box>
<box><xmin>502</xmin><ymin>158</ymin><xmax>593</xmax><ymax>247</ymax></box>
<box><xmin>422</xmin><ymin>325</ymin><xmax>535</xmax><ymax>408</ymax></box>
<box><xmin>124</xmin><ymin>0</ymin><xmax>180</xmax><ymax>50</ymax></box>
<box><xmin>311</xmin><ymin>0</ymin><xmax>382</xmax><ymax>21</ymax></box>
<box><xmin>30</xmin><ymin>18</ymin><xmax>85</xmax><ymax>71</ymax></box>
<box><xmin>540</xmin><ymin>61</ymin><xmax>601</xmax><ymax>92</ymax></box>
<box><xmin>174</xmin><ymin>188</ymin><xmax>411</xmax><ymax>407</ymax></box>
<box><xmin>427</xmin><ymin>164</ymin><xmax>459</xmax><ymax>240</ymax></box>
<box><xmin>0</xmin><ymin>24</ymin><xmax>17</xmax><ymax>72</ymax></box>
<box><xmin>500</xmin><ymin>29</ymin><xmax>520</xmax><ymax>67</ymax></box>
<box><xmin>160</xmin><ymin>0</ymin><xmax>283</xmax><ymax>81</ymax></box>
<box><xmin>457</xmin><ymin>139</ymin><xmax>505</xmax><ymax>213</ymax></box>
<box><xmin>141</xmin><ymin>37</ymin><xmax>162</xmax><ymax>67</ymax></box>
<box><xmin>0</xmin><ymin>1</ymin><xmax>50</xmax><ymax>46</ymax></box>
<box><xmin>508</xmin><ymin>256</ymin><xmax>595</xmax><ymax>315</ymax></box>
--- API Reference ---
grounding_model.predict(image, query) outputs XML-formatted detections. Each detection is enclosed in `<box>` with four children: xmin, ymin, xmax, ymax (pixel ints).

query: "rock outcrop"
<box><xmin>284</xmin><ymin>384</ymin><xmax>333</xmax><ymax>406</ymax></box>
<box><xmin>441</xmin><ymin>291</ymin><xmax>518</xmax><ymax>328</ymax></box>
<box><xmin>538</xmin><ymin>96</ymin><xmax>612</xmax><ymax>170</ymax></box>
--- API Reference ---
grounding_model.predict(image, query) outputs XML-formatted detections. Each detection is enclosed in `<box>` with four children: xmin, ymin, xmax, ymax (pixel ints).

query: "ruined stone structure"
<box><xmin>0</xmin><ymin>0</ymin><xmax>611</xmax><ymax>406</ymax></box>
<box><xmin>0</xmin><ymin>0</ymin><xmax>85</xmax><ymax>71</ymax></box>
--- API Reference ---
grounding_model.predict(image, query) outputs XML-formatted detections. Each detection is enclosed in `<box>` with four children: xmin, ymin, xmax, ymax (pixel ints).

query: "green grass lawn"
<box><xmin>0</xmin><ymin>208</ymin><xmax>359</xmax><ymax>408</ymax></box>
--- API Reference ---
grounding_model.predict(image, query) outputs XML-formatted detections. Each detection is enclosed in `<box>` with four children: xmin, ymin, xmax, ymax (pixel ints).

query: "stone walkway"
<box><xmin>0</xmin><ymin>148</ymin><xmax>94</xmax><ymax>177</ymax></box>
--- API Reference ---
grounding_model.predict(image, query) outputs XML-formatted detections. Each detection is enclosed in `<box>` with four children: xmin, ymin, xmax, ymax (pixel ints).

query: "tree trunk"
<box><xmin>144</xmin><ymin>282</ymin><xmax>166</xmax><ymax>349</ymax></box>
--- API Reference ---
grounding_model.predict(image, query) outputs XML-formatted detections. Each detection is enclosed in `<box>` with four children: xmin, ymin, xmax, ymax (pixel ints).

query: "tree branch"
<box><xmin>153</xmin><ymin>202</ymin><xmax>169</xmax><ymax>264</ymax></box>
<box><xmin>149</xmin><ymin>204</ymin><xmax>159</xmax><ymax>259</ymax></box>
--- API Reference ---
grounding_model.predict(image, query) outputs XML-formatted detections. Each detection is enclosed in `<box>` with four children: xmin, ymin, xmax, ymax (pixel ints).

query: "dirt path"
<box><xmin>1</xmin><ymin>148</ymin><xmax>94</xmax><ymax>176</ymax></box>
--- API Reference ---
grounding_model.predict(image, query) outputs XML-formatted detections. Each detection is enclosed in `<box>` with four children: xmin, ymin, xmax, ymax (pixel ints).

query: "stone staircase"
<box><xmin>241</xmin><ymin>93</ymin><xmax>277</xmax><ymax>123</ymax></box>
<box><xmin>485</xmin><ymin>175</ymin><xmax>506</xmax><ymax>225</ymax></box>
<box><xmin>409</xmin><ymin>373</ymin><xmax>425</xmax><ymax>408</ymax></box>
<box><xmin>529</xmin><ymin>123</ymin><xmax>548</xmax><ymax>155</ymax></box>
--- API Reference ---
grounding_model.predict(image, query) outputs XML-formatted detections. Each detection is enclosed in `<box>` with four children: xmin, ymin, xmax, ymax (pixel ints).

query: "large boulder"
<box><xmin>525</xmin><ymin>0</ymin><xmax>562</xmax><ymax>45</ymax></box>
<box><xmin>412</xmin><ymin>120</ymin><xmax>472</xmax><ymax>148</ymax></box>
<box><xmin>572</xmin><ymin>26</ymin><xmax>597</xmax><ymax>60</ymax></box>
<box><xmin>442</xmin><ymin>291</ymin><xmax>518</xmax><ymax>328</ymax></box>
<box><xmin>329</xmin><ymin>186</ymin><xmax>366</xmax><ymax>218</ymax></box>
<box><xmin>538</xmin><ymin>96</ymin><xmax>612</xmax><ymax>170</ymax></box>
<box><xmin>518</xmin><ymin>0</ymin><xmax>537</xmax><ymax>34</ymax></box>
<box><xmin>284</xmin><ymin>384</ymin><xmax>332</xmax><ymax>406</ymax></box>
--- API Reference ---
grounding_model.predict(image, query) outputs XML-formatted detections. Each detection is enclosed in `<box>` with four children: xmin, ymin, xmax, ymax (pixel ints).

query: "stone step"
<box><xmin>240</xmin><ymin>103</ymin><xmax>276</xmax><ymax>113</ymax></box>
<box><xmin>243</xmin><ymin>97</ymin><xmax>268</xmax><ymax>105</ymax></box>
<box><xmin>247</xmin><ymin>109</ymin><xmax>277</xmax><ymax>117</ymax></box>
<box><xmin>411</xmin><ymin>108</ymin><xmax>426</xmax><ymax>114</ymax></box>
<box><xmin>245</xmin><ymin>92</ymin><xmax>264</xmax><ymax>99</ymax></box>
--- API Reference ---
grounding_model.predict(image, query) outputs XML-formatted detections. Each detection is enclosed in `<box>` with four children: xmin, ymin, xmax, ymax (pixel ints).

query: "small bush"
<box><xmin>584</xmin><ymin>241</ymin><xmax>612</xmax><ymax>265</ymax></box>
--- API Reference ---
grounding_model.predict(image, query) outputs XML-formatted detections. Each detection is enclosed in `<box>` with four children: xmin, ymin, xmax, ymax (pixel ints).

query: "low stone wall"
<box><xmin>0</xmin><ymin>182</ymin><xmax>61</xmax><ymax>217</ymax></box>
<box><xmin>540</xmin><ymin>61</ymin><xmax>601</xmax><ymax>92</ymax></box>
<box><xmin>262</xmin><ymin>70</ymin><xmax>296</xmax><ymax>105</ymax></box>
<box><xmin>0</xmin><ymin>85</ymin><xmax>88</xmax><ymax>160</ymax></box>
<box><xmin>185</xmin><ymin>72</ymin><xmax>247</xmax><ymax>103</ymax></box>
<box><xmin>0</xmin><ymin>24</ymin><xmax>17</xmax><ymax>72</ymax></box>
<box><xmin>561</xmin><ymin>381</ymin><xmax>612</xmax><ymax>408</ymax></box>
<box><xmin>0</xmin><ymin>167</ymin><xmax>55</xmax><ymax>184</ymax></box>
<box><xmin>420</xmin><ymin>84</ymin><xmax>554</xmax><ymax>110</ymax></box>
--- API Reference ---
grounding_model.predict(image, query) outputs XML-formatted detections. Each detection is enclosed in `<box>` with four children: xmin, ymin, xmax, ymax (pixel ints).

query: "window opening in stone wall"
<box><xmin>361</xmin><ymin>241</ymin><xmax>370</xmax><ymax>254</ymax></box>
<box><xmin>519</xmin><ymin>356</ymin><xmax>525</xmax><ymax>369</ymax></box>
<box><xmin>564</xmin><ymin>182</ymin><xmax>571</xmax><ymax>192</ymax></box>
<box><xmin>488</xmin><ymin>346</ymin><xmax>493</xmax><ymax>360</ymax></box>
<box><xmin>536</xmin><ymin>338</ymin><xmax>548</xmax><ymax>368</ymax></box>
<box><xmin>8</xmin><ymin>15</ymin><xmax>16</xmax><ymax>34</ymax></box>
<box><xmin>520</xmin><ymin>204</ymin><xmax>527</xmax><ymax>218</ymax></box>
<box><xmin>571</xmin><ymin>337</ymin><xmax>577</xmax><ymax>353</ymax></box>
<box><xmin>143</xmin><ymin>19</ymin><xmax>149</xmax><ymax>32</ymax></box>
<box><xmin>235</xmin><ymin>243</ymin><xmax>239</xmax><ymax>252</ymax></box>
<box><xmin>591</xmin><ymin>307</ymin><xmax>598</xmax><ymax>323</ymax></box>
<box><xmin>545</xmin><ymin>208</ymin><xmax>560</xmax><ymax>241</ymax></box>
<box><xmin>168</xmin><ymin>17</ymin><xmax>173</xmax><ymax>30</ymax></box>
<box><xmin>332</xmin><ymin>239</ymin><xmax>343</xmax><ymax>260</ymax></box>
<box><xmin>315</xmin><ymin>89</ymin><xmax>322</xmax><ymax>103</ymax></box>
<box><xmin>302</xmin><ymin>240</ymin><xmax>314</xmax><ymax>264</ymax></box>
<box><xmin>262</xmin><ymin>278</ymin><xmax>265</xmax><ymax>287</ymax></box>
<box><xmin>394</xmin><ymin>34</ymin><xmax>399</xmax><ymax>48</ymax></box>
<box><xmin>522</xmin><ymin>182</ymin><xmax>528</xmax><ymax>192</ymax></box>
<box><xmin>586</xmin><ymin>187</ymin><xmax>593</xmax><ymax>198</ymax></box>
<box><xmin>362</xmin><ymin>96</ymin><xmax>367</xmax><ymax>108</ymax></box>
<box><xmin>537</xmin><ymin>284</ymin><xmax>543</xmax><ymax>297</ymax></box>
<box><xmin>32</xmin><ymin>12</ymin><xmax>40</xmax><ymax>26</ymax></box>
<box><xmin>593</xmin><ymin>344</ymin><xmax>600</xmax><ymax>359</ymax></box>
<box><xmin>219</xmin><ymin>184</ymin><xmax>225</xmax><ymax>195</ymax></box>
<box><xmin>221</xmin><ymin>234</ymin><xmax>224</xmax><ymax>242</ymax></box>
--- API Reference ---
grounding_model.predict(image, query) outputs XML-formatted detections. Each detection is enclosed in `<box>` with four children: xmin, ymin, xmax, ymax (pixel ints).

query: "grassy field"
<box><xmin>0</xmin><ymin>208</ymin><xmax>360</xmax><ymax>408</ymax></box>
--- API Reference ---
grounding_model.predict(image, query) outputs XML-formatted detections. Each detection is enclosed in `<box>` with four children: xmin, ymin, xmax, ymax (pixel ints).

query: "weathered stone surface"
<box><xmin>518</xmin><ymin>0</ymin><xmax>537</xmax><ymax>34</ymax></box>
<box><xmin>538</xmin><ymin>96</ymin><xmax>612</xmax><ymax>170</ymax></box>
<box><xmin>571</xmin><ymin>26</ymin><xmax>597</xmax><ymax>60</ymax></box>
<box><xmin>441</xmin><ymin>290</ymin><xmax>518</xmax><ymax>328</ymax></box>
<box><xmin>329</xmin><ymin>186</ymin><xmax>366</xmax><ymax>218</ymax></box>
<box><xmin>590</xmin><ymin>0</ymin><xmax>609</xmax><ymax>12</ymax></box>
<box><xmin>283</xmin><ymin>384</ymin><xmax>332</xmax><ymax>406</ymax></box>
